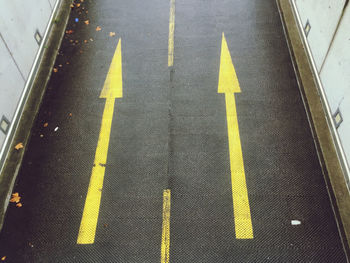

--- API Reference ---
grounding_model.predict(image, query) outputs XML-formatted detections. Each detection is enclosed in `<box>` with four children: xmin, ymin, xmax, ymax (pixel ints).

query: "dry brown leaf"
<box><xmin>76</xmin><ymin>3</ymin><xmax>81</xmax><ymax>7</ymax></box>
<box><xmin>43</xmin><ymin>123</ymin><xmax>48</xmax><ymax>127</ymax></box>
<box><xmin>84</xmin><ymin>40</ymin><xmax>88</xmax><ymax>43</ymax></box>
<box><xmin>96</xmin><ymin>26</ymin><xmax>101</xmax><ymax>31</ymax></box>
<box><xmin>14</xmin><ymin>143</ymin><xmax>23</xmax><ymax>150</ymax></box>
<box><xmin>70</xmin><ymin>4</ymin><xmax>74</xmax><ymax>8</ymax></box>
<box><xmin>16</xmin><ymin>203</ymin><xmax>22</xmax><ymax>208</ymax></box>
<box><xmin>84</xmin><ymin>20</ymin><xmax>89</xmax><ymax>25</ymax></box>
<box><xmin>10</xmin><ymin>193</ymin><xmax>21</xmax><ymax>203</ymax></box>
<box><xmin>109</xmin><ymin>32</ymin><xmax>116</xmax><ymax>37</ymax></box>
<box><xmin>53</xmin><ymin>68</ymin><xmax>58</xmax><ymax>73</ymax></box>
<box><xmin>1</xmin><ymin>256</ymin><xmax>6</xmax><ymax>261</ymax></box>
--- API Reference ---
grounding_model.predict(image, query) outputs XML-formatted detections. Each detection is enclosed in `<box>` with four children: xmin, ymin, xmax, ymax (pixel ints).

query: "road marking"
<box><xmin>77</xmin><ymin>38</ymin><xmax>123</xmax><ymax>244</ymax></box>
<box><xmin>168</xmin><ymin>0</ymin><xmax>175</xmax><ymax>67</ymax></box>
<box><xmin>161</xmin><ymin>189</ymin><xmax>171</xmax><ymax>263</ymax></box>
<box><xmin>218</xmin><ymin>32</ymin><xmax>253</xmax><ymax>239</ymax></box>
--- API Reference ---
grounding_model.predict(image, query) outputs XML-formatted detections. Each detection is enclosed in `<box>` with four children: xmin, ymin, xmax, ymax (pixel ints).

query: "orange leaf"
<box><xmin>14</xmin><ymin>143</ymin><xmax>23</xmax><ymax>150</ymax></box>
<box><xmin>16</xmin><ymin>203</ymin><xmax>22</xmax><ymax>208</ymax></box>
<box><xmin>76</xmin><ymin>3</ymin><xmax>81</xmax><ymax>7</ymax></box>
<box><xmin>84</xmin><ymin>20</ymin><xmax>89</xmax><ymax>25</ymax></box>
<box><xmin>53</xmin><ymin>68</ymin><xmax>58</xmax><ymax>73</ymax></box>
<box><xmin>109</xmin><ymin>32</ymin><xmax>116</xmax><ymax>37</ymax></box>
<box><xmin>96</xmin><ymin>26</ymin><xmax>101</xmax><ymax>31</ymax></box>
<box><xmin>1</xmin><ymin>256</ymin><xmax>6</xmax><ymax>261</ymax></box>
<box><xmin>10</xmin><ymin>193</ymin><xmax>21</xmax><ymax>203</ymax></box>
<box><xmin>43</xmin><ymin>123</ymin><xmax>48</xmax><ymax>127</ymax></box>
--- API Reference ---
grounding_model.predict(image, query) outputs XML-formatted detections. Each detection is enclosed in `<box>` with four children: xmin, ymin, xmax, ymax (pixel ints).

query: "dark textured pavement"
<box><xmin>0</xmin><ymin>0</ymin><xmax>347</xmax><ymax>262</ymax></box>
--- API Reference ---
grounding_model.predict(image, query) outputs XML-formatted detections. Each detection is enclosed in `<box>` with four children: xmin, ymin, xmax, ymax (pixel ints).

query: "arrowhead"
<box><xmin>100</xmin><ymin>38</ymin><xmax>123</xmax><ymax>98</ymax></box>
<box><xmin>218</xmin><ymin>33</ymin><xmax>241</xmax><ymax>93</ymax></box>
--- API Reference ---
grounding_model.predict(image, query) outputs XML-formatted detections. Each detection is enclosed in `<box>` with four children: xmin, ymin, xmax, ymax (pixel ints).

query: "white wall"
<box><xmin>320</xmin><ymin>5</ymin><xmax>350</xmax><ymax>167</ymax></box>
<box><xmin>0</xmin><ymin>0</ymin><xmax>57</xmax><ymax>150</ymax></box>
<box><xmin>295</xmin><ymin>0</ymin><xmax>346</xmax><ymax>71</ymax></box>
<box><xmin>294</xmin><ymin>0</ymin><xmax>350</xmax><ymax>177</ymax></box>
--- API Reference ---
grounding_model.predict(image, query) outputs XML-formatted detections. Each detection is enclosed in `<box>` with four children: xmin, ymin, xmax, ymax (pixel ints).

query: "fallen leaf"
<box><xmin>53</xmin><ymin>68</ymin><xmax>58</xmax><ymax>73</ymax></box>
<box><xmin>66</xmin><ymin>30</ymin><xmax>74</xmax><ymax>34</ymax></box>
<box><xmin>76</xmin><ymin>3</ymin><xmax>81</xmax><ymax>7</ymax></box>
<box><xmin>84</xmin><ymin>40</ymin><xmax>88</xmax><ymax>43</ymax></box>
<box><xmin>43</xmin><ymin>123</ymin><xmax>48</xmax><ymax>127</ymax></box>
<box><xmin>10</xmin><ymin>193</ymin><xmax>21</xmax><ymax>203</ymax></box>
<box><xmin>86</xmin><ymin>11</ymin><xmax>89</xmax><ymax>14</ymax></box>
<box><xmin>66</xmin><ymin>62</ymin><xmax>70</xmax><ymax>65</ymax></box>
<box><xmin>109</xmin><ymin>32</ymin><xmax>116</xmax><ymax>37</ymax></box>
<box><xmin>58</xmin><ymin>64</ymin><xmax>63</xmax><ymax>68</ymax></box>
<box><xmin>96</xmin><ymin>26</ymin><xmax>101</xmax><ymax>31</ymax></box>
<box><xmin>40</xmin><ymin>134</ymin><xmax>44</xmax><ymax>138</ymax></box>
<box><xmin>84</xmin><ymin>20</ymin><xmax>89</xmax><ymax>25</ymax></box>
<box><xmin>70</xmin><ymin>4</ymin><xmax>74</xmax><ymax>8</ymax></box>
<box><xmin>16</xmin><ymin>203</ymin><xmax>22</xmax><ymax>208</ymax></box>
<box><xmin>14</xmin><ymin>143</ymin><xmax>24</xmax><ymax>150</ymax></box>
<box><xmin>1</xmin><ymin>256</ymin><xmax>6</xmax><ymax>261</ymax></box>
<box><xmin>69</xmin><ymin>113</ymin><xmax>73</xmax><ymax>117</ymax></box>
<box><xmin>90</xmin><ymin>38</ymin><xmax>94</xmax><ymax>41</ymax></box>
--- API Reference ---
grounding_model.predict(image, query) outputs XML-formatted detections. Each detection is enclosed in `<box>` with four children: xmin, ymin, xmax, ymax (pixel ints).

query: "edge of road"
<box><xmin>0</xmin><ymin>0</ymin><xmax>72</xmax><ymax>231</ymax></box>
<box><xmin>277</xmin><ymin>0</ymin><xmax>350</xmax><ymax>257</ymax></box>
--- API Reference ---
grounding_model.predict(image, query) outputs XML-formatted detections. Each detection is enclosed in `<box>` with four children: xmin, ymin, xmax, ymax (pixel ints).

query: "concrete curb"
<box><xmin>0</xmin><ymin>0</ymin><xmax>72</xmax><ymax>231</ymax></box>
<box><xmin>277</xmin><ymin>0</ymin><xmax>350</xmax><ymax>256</ymax></box>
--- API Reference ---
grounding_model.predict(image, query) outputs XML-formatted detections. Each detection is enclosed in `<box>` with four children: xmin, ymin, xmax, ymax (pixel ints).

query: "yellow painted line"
<box><xmin>161</xmin><ymin>189</ymin><xmax>171</xmax><ymax>263</ymax></box>
<box><xmin>218</xmin><ymin>33</ymin><xmax>253</xmax><ymax>239</ymax></box>
<box><xmin>77</xmin><ymin>39</ymin><xmax>123</xmax><ymax>244</ymax></box>
<box><xmin>168</xmin><ymin>0</ymin><xmax>175</xmax><ymax>67</ymax></box>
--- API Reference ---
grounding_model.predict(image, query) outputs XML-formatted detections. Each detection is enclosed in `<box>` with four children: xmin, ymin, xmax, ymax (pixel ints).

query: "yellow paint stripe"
<box><xmin>77</xmin><ymin>98</ymin><xmax>116</xmax><ymax>244</ymax></box>
<box><xmin>168</xmin><ymin>0</ymin><xmax>175</xmax><ymax>67</ymax></box>
<box><xmin>225</xmin><ymin>93</ymin><xmax>253</xmax><ymax>239</ymax></box>
<box><xmin>161</xmin><ymin>189</ymin><xmax>171</xmax><ymax>263</ymax></box>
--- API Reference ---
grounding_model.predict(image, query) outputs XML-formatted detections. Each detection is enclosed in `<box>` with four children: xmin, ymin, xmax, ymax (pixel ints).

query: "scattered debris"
<box><xmin>14</xmin><ymin>143</ymin><xmax>24</xmax><ymax>150</ymax></box>
<box><xmin>43</xmin><ymin>122</ymin><xmax>48</xmax><ymax>127</ymax></box>
<box><xmin>69</xmin><ymin>113</ymin><xmax>73</xmax><ymax>117</ymax></box>
<box><xmin>54</xmin><ymin>127</ymin><xmax>59</xmax><ymax>132</ymax></box>
<box><xmin>29</xmin><ymin>243</ymin><xmax>34</xmax><ymax>248</ymax></box>
<box><xmin>84</xmin><ymin>40</ymin><xmax>88</xmax><ymax>43</ymax></box>
<box><xmin>109</xmin><ymin>32</ymin><xmax>116</xmax><ymax>37</ymax></box>
<box><xmin>66</xmin><ymin>30</ymin><xmax>74</xmax><ymax>34</ymax></box>
<box><xmin>90</xmin><ymin>38</ymin><xmax>94</xmax><ymax>42</ymax></box>
<box><xmin>16</xmin><ymin>203</ymin><xmax>22</xmax><ymax>208</ymax></box>
<box><xmin>10</xmin><ymin>193</ymin><xmax>21</xmax><ymax>203</ymax></box>
<box><xmin>291</xmin><ymin>220</ymin><xmax>301</xmax><ymax>225</ymax></box>
<box><xmin>96</xmin><ymin>26</ymin><xmax>102</xmax><ymax>31</ymax></box>
<box><xmin>53</xmin><ymin>68</ymin><xmax>58</xmax><ymax>73</ymax></box>
<box><xmin>58</xmin><ymin>64</ymin><xmax>63</xmax><ymax>68</ymax></box>
<box><xmin>40</xmin><ymin>134</ymin><xmax>44</xmax><ymax>138</ymax></box>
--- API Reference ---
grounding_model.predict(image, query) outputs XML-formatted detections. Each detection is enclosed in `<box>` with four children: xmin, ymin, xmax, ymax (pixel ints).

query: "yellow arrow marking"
<box><xmin>218</xmin><ymin>33</ymin><xmax>253</xmax><ymax>239</ymax></box>
<box><xmin>77</xmin><ymin>38</ymin><xmax>123</xmax><ymax>244</ymax></box>
<box><xmin>160</xmin><ymin>189</ymin><xmax>171</xmax><ymax>263</ymax></box>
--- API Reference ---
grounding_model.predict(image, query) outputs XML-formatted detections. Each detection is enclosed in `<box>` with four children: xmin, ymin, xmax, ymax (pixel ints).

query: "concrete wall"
<box><xmin>0</xmin><ymin>0</ymin><xmax>58</xmax><ymax>151</ymax></box>
<box><xmin>294</xmin><ymin>0</ymin><xmax>350</xmax><ymax>179</ymax></box>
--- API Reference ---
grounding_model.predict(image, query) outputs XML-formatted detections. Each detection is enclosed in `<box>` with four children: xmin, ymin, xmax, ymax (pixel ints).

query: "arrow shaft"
<box><xmin>77</xmin><ymin>98</ymin><xmax>116</xmax><ymax>244</ymax></box>
<box><xmin>225</xmin><ymin>93</ymin><xmax>253</xmax><ymax>239</ymax></box>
